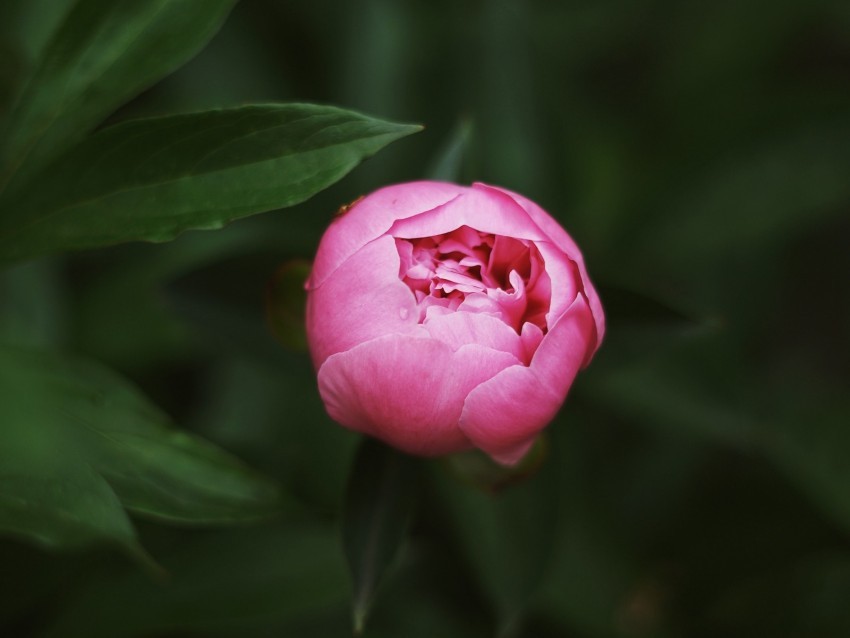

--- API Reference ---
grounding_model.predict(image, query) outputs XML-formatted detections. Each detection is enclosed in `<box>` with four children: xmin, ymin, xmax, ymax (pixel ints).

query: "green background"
<box><xmin>1</xmin><ymin>0</ymin><xmax>849</xmax><ymax>636</ymax></box>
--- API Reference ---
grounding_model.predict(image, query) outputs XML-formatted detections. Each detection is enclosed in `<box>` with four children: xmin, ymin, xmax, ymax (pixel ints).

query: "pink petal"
<box><xmin>317</xmin><ymin>335</ymin><xmax>520</xmax><ymax>456</ymax></box>
<box><xmin>459</xmin><ymin>295</ymin><xmax>596</xmax><ymax>465</ymax></box>
<box><xmin>306</xmin><ymin>235</ymin><xmax>420</xmax><ymax>368</ymax></box>
<box><xmin>487</xmin><ymin>234</ymin><xmax>529</xmax><ymax>283</ymax></box>
<box><xmin>534</xmin><ymin>240</ymin><xmax>578</xmax><ymax>328</ymax></box>
<box><xmin>481</xmin><ymin>183</ymin><xmax>606</xmax><ymax>355</ymax></box>
<box><xmin>309</xmin><ymin>181</ymin><xmax>467</xmax><ymax>289</ymax></box>
<box><xmin>519</xmin><ymin>321</ymin><xmax>545</xmax><ymax>364</ymax></box>
<box><xmin>457</xmin><ymin>292</ymin><xmax>510</xmax><ymax>325</ymax></box>
<box><xmin>389</xmin><ymin>184</ymin><xmax>549</xmax><ymax>244</ymax></box>
<box><xmin>490</xmin><ymin>440</ymin><xmax>536</xmax><ymax>466</ymax></box>
<box><xmin>423</xmin><ymin>311</ymin><xmax>524</xmax><ymax>360</ymax></box>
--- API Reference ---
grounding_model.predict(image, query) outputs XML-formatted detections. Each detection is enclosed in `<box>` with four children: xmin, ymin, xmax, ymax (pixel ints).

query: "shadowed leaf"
<box><xmin>0</xmin><ymin>343</ymin><xmax>284</xmax><ymax>553</ymax></box>
<box><xmin>0</xmin><ymin>0</ymin><xmax>236</xmax><ymax>190</ymax></box>
<box><xmin>343</xmin><ymin>439</ymin><xmax>419</xmax><ymax>634</ymax></box>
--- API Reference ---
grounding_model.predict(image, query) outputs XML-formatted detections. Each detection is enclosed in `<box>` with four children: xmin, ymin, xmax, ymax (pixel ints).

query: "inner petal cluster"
<box><xmin>395</xmin><ymin>225</ymin><xmax>551</xmax><ymax>333</ymax></box>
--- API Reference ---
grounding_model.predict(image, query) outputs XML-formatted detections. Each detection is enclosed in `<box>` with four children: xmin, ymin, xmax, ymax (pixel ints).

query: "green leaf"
<box><xmin>164</xmin><ymin>246</ymin><xmax>315</xmax><ymax>365</ymax></box>
<box><xmin>596</xmin><ymin>283</ymin><xmax>697</xmax><ymax>329</ymax></box>
<box><xmin>583</xmin><ymin>282</ymin><xmax>706</xmax><ymax>368</ymax></box>
<box><xmin>0</xmin><ymin>103</ymin><xmax>422</xmax><ymax>265</ymax></box>
<box><xmin>0</xmin><ymin>0</ymin><xmax>77</xmax><ymax>69</ymax></box>
<box><xmin>0</xmin><ymin>343</ymin><xmax>283</xmax><ymax>551</ymax></box>
<box><xmin>0</xmin><ymin>0</ymin><xmax>236</xmax><ymax>191</ymax></box>
<box><xmin>427</xmin><ymin>119</ymin><xmax>473</xmax><ymax>182</ymax></box>
<box><xmin>582</xmin><ymin>330</ymin><xmax>758</xmax><ymax>448</ymax></box>
<box><xmin>529</xmin><ymin>409</ymin><xmax>652</xmax><ymax>637</ymax></box>
<box><xmin>0</xmin><ymin>259</ymin><xmax>65</xmax><ymax>348</ymax></box>
<box><xmin>0</xmin><ymin>38</ymin><xmax>22</xmax><ymax>126</ymax></box>
<box><xmin>765</xmin><ymin>387</ymin><xmax>850</xmax><ymax>534</ymax></box>
<box><xmin>343</xmin><ymin>439</ymin><xmax>419</xmax><ymax>634</ymax></box>
<box><xmin>0</xmin><ymin>354</ymin><xmax>139</xmax><ymax>554</ymax></box>
<box><xmin>72</xmin><ymin>224</ymin><xmax>266</xmax><ymax>370</ymax></box>
<box><xmin>639</xmin><ymin>122</ymin><xmax>850</xmax><ymax>271</ymax></box>
<box><xmin>165</xmin><ymin>248</ymin><xmax>304</xmax><ymax>368</ymax></box>
<box><xmin>433</xmin><ymin>450</ymin><xmax>560</xmax><ymax>636</ymax></box>
<box><xmin>0</xmin><ymin>463</ymin><xmax>137</xmax><ymax>553</ymax></box>
<box><xmin>43</xmin><ymin>523</ymin><xmax>350</xmax><ymax>638</ymax></box>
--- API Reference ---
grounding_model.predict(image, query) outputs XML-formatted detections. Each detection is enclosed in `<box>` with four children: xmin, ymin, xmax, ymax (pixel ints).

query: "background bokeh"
<box><xmin>1</xmin><ymin>0</ymin><xmax>849</xmax><ymax>636</ymax></box>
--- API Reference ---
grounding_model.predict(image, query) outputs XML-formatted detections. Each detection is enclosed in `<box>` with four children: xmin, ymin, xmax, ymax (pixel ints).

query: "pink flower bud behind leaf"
<box><xmin>306</xmin><ymin>181</ymin><xmax>604</xmax><ymax>466</ymax></box>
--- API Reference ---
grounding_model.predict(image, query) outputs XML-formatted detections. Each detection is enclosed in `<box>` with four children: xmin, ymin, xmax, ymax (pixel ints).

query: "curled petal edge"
<box><xmin>458</xmin><ymin>295</ymin><xmax>596</xmax><ymax>465</ymax></box>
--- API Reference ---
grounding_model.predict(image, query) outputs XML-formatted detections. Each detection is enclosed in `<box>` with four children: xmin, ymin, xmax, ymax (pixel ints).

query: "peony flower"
<box><xmin>305</xmin><ymin>181</ymin><xmax>604</xmax><ymax>465</ymax></box>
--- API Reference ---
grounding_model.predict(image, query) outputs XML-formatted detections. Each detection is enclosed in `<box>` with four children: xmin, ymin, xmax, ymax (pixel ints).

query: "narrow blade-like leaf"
<box><xmin>343</xmin><ymin>439</ymin><xmax>419</xmax><ymax>634</ymax></box>
<box><xmin>427</xmin><ymin>119</ymin><xmax>472</xmax><ymax>182</ymax></box>
<box><xmin>433</xmin><ymin>450</ymin><xmax>560</xmax><ymax>635</ymax></box>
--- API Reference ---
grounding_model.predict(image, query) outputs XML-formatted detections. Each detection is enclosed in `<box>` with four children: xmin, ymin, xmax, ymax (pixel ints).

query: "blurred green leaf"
<box><xmin>530</xmin><ymin>410</ymin><xmax>668</xmax><ymax>638</ymax></box>
<box><xmin>0</xmin><ymin>344</ymin><xmax>283</xmax><ymax>552</ymax></box>
<box><xmin>72</xmin><ymin>224</ymin><xmax>269</xmax><ymax>371</ymax></box>
<box><xmin>639</xmin><ymin>122</ymin><xmax>850</xmax><ymax>271</ymax></box>
<box><xmin>0</xmin><ymin>0</ymin><xmax>75</xmax><ymax>131</ymax></box>
<box><xmin>0</xmin><ymin>104</ymin><xmax>421</xmax><ymax>265</ymax></box>
<box><xmin>0</xmin><ymin>259</ymin><xmax>65</xmax><ymax>348</ymax></box>
<box><xmin>766</xmin><ymin>386</ymin><xmax>850</xmax><ymax>534</ymax></box>
<box><xmin>0</xmin><ymin>354</ymin><xmax>142</xmax><ymax>556</ymax></box>
<box><xmin>0</xmin><ymin>39</ymin><xmax>22</xmax><ymax>125</ymax></box>
<box><xmin>160</xmin><ymin>245</ymin><xmax>360</xmax><ymax>512</ymax></box>
<box><xmin>0</xmin><ymin>0</ymin><xmax>79</xmax><ymax>69</ymax></box>
<box><xmin>597</xmin><ymin>283</ymin><xmax>697</xmax><ymax>329</ymax></box>
<box><xmin>192</xmin><ymin>355</ymin><xmax>358</xmax><ymax>515</ymax></box>
<box><xmin>584</xmin><ymin>283</ymin><xmax>707</xmax><ymax>368</ymax></box>
<box><xmin>433</xmin><ymin>451</ymin><xmax>560</xmax><ymax>636</ymax></box>
<box><xmin>43</xmin><ymin>522</ymin><xmax>350</xmax><ymax>638</ymax></box>
<box><xmin>582</xmin><ymin>331</ymin><xmax>758</xmax><ymax>448</ymax></box>
<box><xmin>165</xmin><ymin>248</ymin><xmax>300</xmax><ymax>368</ymax></box>
<box><xmin>0</xmin><ymin>461</ymin><xmax>139</xmax><ymax>554</ymax></box>
<box><xmin>343</xmin><ymin>439</ymin><xmax>419</xmax><ymax>634</ymax></box>
<box><xmin>362</xmin><ymin>543</ymin><xmax>490</xmax><ymax>638</ymax></box>
<box><xmin>427</xmin><ymin>119</ymin><xmax>473</xmax><ymax>182</ymax></box>
<box><xmin>0</xmin><ymin>0</ymin><xmax>236</xmax><ymax>191</ymax></box>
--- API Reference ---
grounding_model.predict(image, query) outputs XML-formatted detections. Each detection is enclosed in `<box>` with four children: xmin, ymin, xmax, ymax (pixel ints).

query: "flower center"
<box><xmin>395</xmin><ymin>225</ymin><xmax>551</xmax><ymax>333</ymax></box>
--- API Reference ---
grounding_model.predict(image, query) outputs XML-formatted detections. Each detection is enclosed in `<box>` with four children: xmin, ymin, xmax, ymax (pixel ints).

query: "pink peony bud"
<box><xmin>306</xmin><ymin>181</ymin><xmax>604</xmax><ymax>465</ymax></box>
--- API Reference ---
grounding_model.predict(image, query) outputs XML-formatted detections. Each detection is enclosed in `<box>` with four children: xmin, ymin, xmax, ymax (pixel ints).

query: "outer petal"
<box><xmin>389</xmin><ymin>183</ymin><xmax>549</xmax><ymax>244</ymax></box>
<box><xmin>459</xmin><ymin>295</ymin><xmax>595</xmax><ymax>465</ymax></box>
<box><xmin>318</xmin><ymin>334</ymin><xmax>521</xmax><ymax>456</ymax></box>
<box><xmin>423</xmin><ymin>311</ymin><xmax>525</xmax><ymax>362</ymax></box>
<box><xmin>483</xmin><ymin>183</ymin><xmax>606</xmax><ymax>354</ymax></box>
<box><xmin>306</xmin><ymin>235</ymin><xmax>420</xmax><ymax>368</ymax></box>
<box><xmin>308</xmin><ymin>181</ymin><xmax>466</xmax><ymax>289</ymax></box>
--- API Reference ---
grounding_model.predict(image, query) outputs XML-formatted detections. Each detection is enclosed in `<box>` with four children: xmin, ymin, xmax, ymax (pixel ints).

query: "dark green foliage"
<box><xmin>0</xmin><ymin>0</ymin><xmax>237</xmax><ymax>189</ymax></box>
<box><xmin>0</xmin><ymin>0</ymin><xmax>849</xmax><ymax>636</ymax></box>
<box><xmin>0</xmin><ymin>344</ymin><xmax>283</xmax><ymax>550</ymax></box>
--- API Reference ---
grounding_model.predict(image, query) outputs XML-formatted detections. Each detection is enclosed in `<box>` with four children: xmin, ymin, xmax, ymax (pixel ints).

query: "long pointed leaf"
<box><xmin>0</xmin><ymin>104</ymin><xmax>421</xmax><ymax>264</ymax></box>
